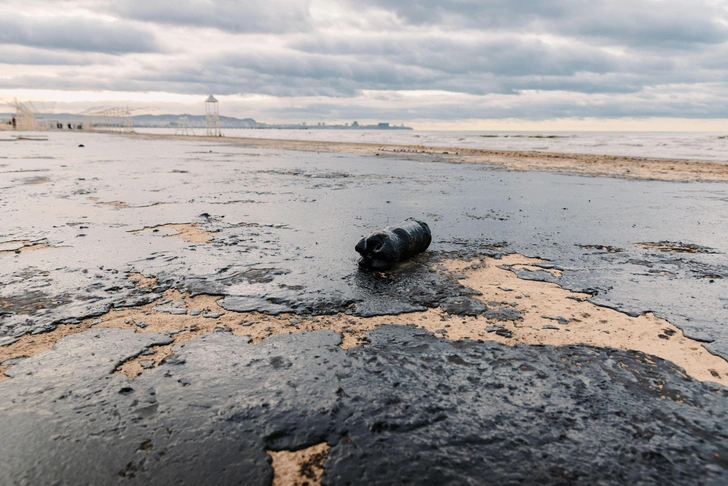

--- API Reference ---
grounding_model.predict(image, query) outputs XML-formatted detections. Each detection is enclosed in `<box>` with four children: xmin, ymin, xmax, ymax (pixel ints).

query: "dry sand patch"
<box><xmin>128</xmin><ymin>273</ymin><xmax>158</xmax><ymax>290</ymax></box>
<box><xmin>0</xmin><ymin>239</ymin><xmax>54</xmax><ymax>255</ymax></box>
<box><xmin>130</xmin><ymin>223</ymin><xmax>214</xmax><ymax>243</ymax></box>
<box><xmin>268</xmin><ymin>443</ymin><xmax>330</xmax><ymax>486</ymax></box>
<box><xmin>442</xmin><ymin>255</ymin><xmax>728</xmax><ymax>384</ymax></box>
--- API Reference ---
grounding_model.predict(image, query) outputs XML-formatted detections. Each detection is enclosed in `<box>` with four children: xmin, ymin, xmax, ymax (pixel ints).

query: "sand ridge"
<box><xmin>129</xmin><ymin>132</ymin><xmax>728</xmax><ymax>182</ymax></box>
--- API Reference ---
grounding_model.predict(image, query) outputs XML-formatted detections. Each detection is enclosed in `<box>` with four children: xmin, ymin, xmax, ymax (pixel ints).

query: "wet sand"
<box><xmin>132</xmin><ymin>132</ymin><xmax>728</xmax><ymax>182</ymax></box>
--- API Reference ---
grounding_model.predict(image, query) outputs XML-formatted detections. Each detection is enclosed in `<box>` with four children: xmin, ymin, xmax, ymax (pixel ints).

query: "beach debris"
<box><xmin>139</xmin><ymin>360</ymin><xmax>155</xmax><ymax>369</ymax></box>
<box><xmin>355</xmin><ymin>219</ymin><xmax>431</xmax><ymax>270</ymax></box>
<box><xmin>495</xmin><ymin>328</ymin><xmax>513</xmax><ymax>338</ymax></box>
<box><xmin>484</xmin><ymin>305</ymin><xmax>522</xmax><ymax>322</ymax></box>
<box><xmin>440</xmin><ymin>296</ymin><xmax>487</xmax><ymax>316</ymax></box>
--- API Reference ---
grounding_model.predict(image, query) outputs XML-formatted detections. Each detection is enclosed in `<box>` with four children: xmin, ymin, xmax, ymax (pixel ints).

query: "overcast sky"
<box><xmin>1</xmin><ymin>0</ymin><xmax>727</xmax><ymax>129</ymax></box>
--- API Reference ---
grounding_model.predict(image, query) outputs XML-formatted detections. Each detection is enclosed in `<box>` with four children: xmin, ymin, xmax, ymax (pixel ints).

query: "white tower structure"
<box><xmin>205</xmin><ymin>95</ymin><xmax>222</xmax><ymax>137</ymax></box>
<box><xmin>175</xmin><ymin>116</ymin><xmax>195</xmax><ymax>136</ymax></box>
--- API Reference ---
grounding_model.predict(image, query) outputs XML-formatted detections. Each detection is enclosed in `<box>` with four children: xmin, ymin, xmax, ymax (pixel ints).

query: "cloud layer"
<box><xmin>1</xmin><ymin>0</ymin><xmax>727</xmax><ymax>123</ymax></box>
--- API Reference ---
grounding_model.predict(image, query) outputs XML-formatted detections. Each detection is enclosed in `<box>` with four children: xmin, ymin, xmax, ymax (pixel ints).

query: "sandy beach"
<box><xmin>133</xmin><ymin>132</ymin><xmax>728</xmax><ymax>182</ymax></box>
<box><xmin>1</xmin><ymin>131</ymin><xmax>727</xmax><ymax>484</ymax></box>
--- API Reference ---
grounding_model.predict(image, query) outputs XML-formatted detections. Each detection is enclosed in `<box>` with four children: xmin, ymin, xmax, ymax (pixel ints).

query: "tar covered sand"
<box><xmin>3</xmin><ymin>255</ymin><xmax>724</xmax><ymax>387</ymax></box>
<box><xmin>1</xmin><ymin>131</ymin><xmax>727</xmax><ymax>484</ymax></box>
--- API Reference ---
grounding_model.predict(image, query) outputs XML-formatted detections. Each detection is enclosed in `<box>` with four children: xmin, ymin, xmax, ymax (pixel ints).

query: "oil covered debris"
<box><xmin>355</xmin><ymin>219</ymin><xmax>432</xmax><ymax>271</ymax></box>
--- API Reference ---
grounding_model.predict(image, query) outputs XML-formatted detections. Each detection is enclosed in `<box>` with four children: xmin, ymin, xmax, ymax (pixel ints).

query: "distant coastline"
<box><xmin>0</xmin><ymin>112</ymin><xmax>412</xmax><ymax>130</ymax></box>
<box><xmin>131</xmin><ymin>113</ymin><xmax>413</xmax><ymax>130</ymax></box>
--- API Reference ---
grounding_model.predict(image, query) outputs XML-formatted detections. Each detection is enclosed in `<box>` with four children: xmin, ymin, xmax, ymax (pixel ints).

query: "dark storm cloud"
<box><xmin>0</xmin><ymin>16</ymin><xmax>160</xmax><ymax>54</ymax></box>
<box><xmin>108</xmin><ymin>0</ymin><xmax>311</xmax><ymax>33</ymax></box>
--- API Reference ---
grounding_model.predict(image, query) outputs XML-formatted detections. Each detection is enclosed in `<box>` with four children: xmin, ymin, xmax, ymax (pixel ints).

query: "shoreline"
<box><xmin>128</xmin><ymin>131</ymin><xmax>728</xmax><ymax>182</ymax></box>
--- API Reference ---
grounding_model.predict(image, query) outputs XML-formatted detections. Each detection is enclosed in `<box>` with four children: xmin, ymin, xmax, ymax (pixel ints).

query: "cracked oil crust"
<box><xmin>0</xmin><ymin>323</ymin><xmax>91</xmax><ymax>382</ymax></box>
<box><xmin>1</xmin><ymin>325</ymin><xmax>726</xmax><ymax>485</ymax></box>
<box><xmin>2</xmin><ymin>134</ymin><xmax>726</xmax><ymax>359</ymax></box>
<box><xmin>128</xmin><ymin>273</ymin><xmax>158</xmax><ymax>290</ymax></box>
<box><xmin>3</xmin><ymin>255</ymin><xmax>726</xmax><ymax>386</ymax></box>
<box><xmin>268</xmin><ymin>443</ymin><xmax>329</xmax><ymax>486</ymax></box>
<box><xmin>132</xmin><ymin>132</ymin><xmax>728</xmax><ymax>182</ymax></box>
